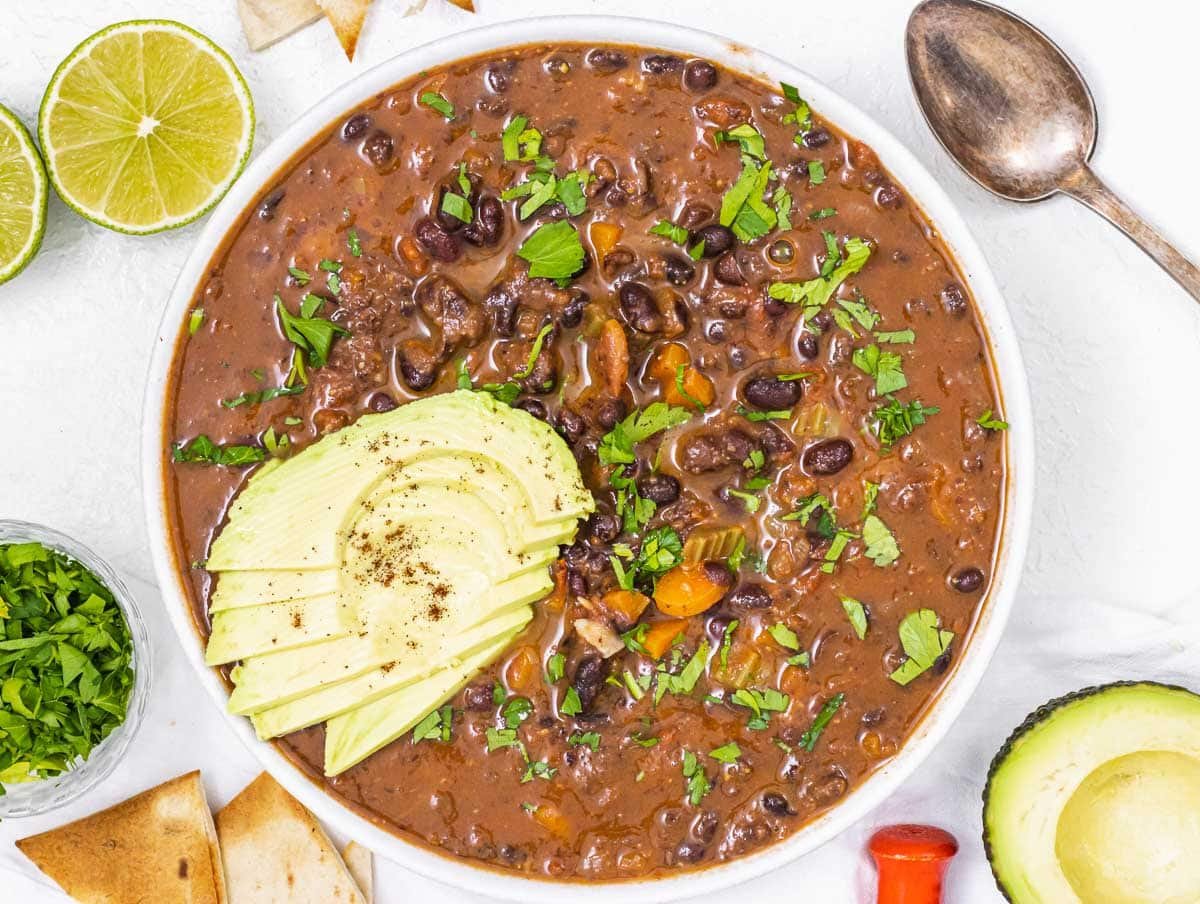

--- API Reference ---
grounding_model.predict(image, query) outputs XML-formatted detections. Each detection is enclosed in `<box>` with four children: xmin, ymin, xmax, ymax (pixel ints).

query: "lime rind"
<box><xmin>38</xmin><ymin>19</ymin><xmax>255</xmax><ymax>235</ymax></box>
<box><xmin>0</xmin><ymin>104</ymin><xmax>48</xmax><ymax>285</ymax></box>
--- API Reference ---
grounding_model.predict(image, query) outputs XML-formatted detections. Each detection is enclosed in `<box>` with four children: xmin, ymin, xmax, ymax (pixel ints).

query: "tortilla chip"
<box><xmin>318</xmin><ymin>0</ymin><xmax>373</xmax><ymax>60</ymax></box>
<box><xmin>342</xmin><ymin>842</ymin><xmax>373</xmax><ymax>903</ymax></box>
<box><xmin>216</xmin><ymin>772</ymin><xmax>365</xmax><ymax>903</ymax></box>
<box><xmin>446</xmin><ymin>0</ymin><xmax>476</xmax><ymax>10</ymax></box>
<box><xmin>16</xmin><ymin>771</ymin><xmax>226</xmax><ymax>904</ymax></box>
<box><xmin>238</xmin><ymin>0</ymin><xmax>323</xmax><ymax>51</ymax></box>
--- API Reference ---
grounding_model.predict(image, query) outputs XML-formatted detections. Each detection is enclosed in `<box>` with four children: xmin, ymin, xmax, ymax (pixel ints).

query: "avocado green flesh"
<box><xmin>324</xmin><ymin>629</ymin><xmax>522</xmax><ymax>777</ymax></box>
<box><xmin>203</xmin><ymin>391</ymin><xmax>592</xmax><ymax>776</ymax></box>
<box><xmin>985</xmin><ymin>682</ymin><xmax>1200</xmax><ymax>904</ymax></box>
<box><xmin>207</xmin><ymin>391</ymin><xmax>592</xmax><ymax>572</ymax></box>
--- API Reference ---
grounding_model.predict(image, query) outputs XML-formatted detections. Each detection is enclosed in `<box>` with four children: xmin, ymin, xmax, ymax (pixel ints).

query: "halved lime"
<box><xmin>39</xmin><ymin>20</ymin><xmax>254</xmax><ymax>235</ymax></box>
<box><xmin>0</xmin><ymin>104</ymin><xmax>47</xmax><ymax>285</ymax></box>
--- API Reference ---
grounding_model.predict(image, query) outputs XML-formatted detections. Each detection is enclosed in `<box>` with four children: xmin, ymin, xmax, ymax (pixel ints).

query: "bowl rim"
<box><xmin>0</xmin><ymin>519</ymin><xmax>152</xmax><ymax>818</ymax></box>
<box><xmin>141</xmin><ymin>15</ymin><xmax>1035</xmax><ymax>901</ymax></box>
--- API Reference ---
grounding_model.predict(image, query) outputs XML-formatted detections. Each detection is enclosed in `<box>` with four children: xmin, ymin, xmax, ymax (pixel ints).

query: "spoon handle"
<box><xmin>1060</xmin><ymin>165</ymin><xmax>1200</xmax><ymax>302</ymax></box>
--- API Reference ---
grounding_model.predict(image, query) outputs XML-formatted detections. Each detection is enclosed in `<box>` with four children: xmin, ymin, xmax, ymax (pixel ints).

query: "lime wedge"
<box><xmin>38</xmin><ymin>20</ymin><xmax>254</xmax><ymax>235</ymax></box>
<box><xmin>0</xmin><ymin>104</ymin><xmax>47</xmax><ymax>285</ymax></box>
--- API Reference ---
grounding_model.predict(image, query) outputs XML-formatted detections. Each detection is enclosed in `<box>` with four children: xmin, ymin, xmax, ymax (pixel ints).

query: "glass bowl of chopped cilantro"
<box><xmin>0</xmin><ymin>520</ymin><xmax>149</xmax><ymax>817</ymax></box>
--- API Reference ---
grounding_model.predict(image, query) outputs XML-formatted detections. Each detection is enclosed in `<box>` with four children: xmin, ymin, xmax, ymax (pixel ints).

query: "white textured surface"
<box><xmin>1</xmin><ymin>1</ymin><xmax>1198</xmax><ymax>901</ymax></box>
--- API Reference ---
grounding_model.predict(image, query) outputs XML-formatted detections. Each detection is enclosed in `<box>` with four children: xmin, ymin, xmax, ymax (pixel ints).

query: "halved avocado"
<box><xmin>984</xmin><ymin>681</ymin><xmax>1200</xmax><ymax>904</ymax></box>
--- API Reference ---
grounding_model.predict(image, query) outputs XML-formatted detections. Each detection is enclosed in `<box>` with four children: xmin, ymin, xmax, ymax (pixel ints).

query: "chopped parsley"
<box><xmin>522</xmin><ymin>759</ymin><xmax>557</xmax><ymax>783</ymax></box>
<box><xmin>546</xmin><ymin>652</ymin><xmax>565</xmax><ymax>683</ymax></box>
<box><xmin>275</xmin><ymin>294</ymin><xmax>348</xmax><ymax>377</ymax></box>
<box><xmin>840</xmin><ymin>597</ymin><xmax>868</xmax><ymax>639</ymax></box>
<box><xmin>724</xmin><ymin>487</ymin><xmax>760</xmax><ymax>513</ymax></box>
<box><xmin>682</xmin><ymin>750</ymin><xmax>712</xmax><ymax>805</ymax></box>
<box><xmin>797</xmin><ymin>693</ymin><xmax>844</xmax><ymax>752</ymax></box>
<box><xmin>977</xmin><ymin>409</ymin><xmax>1009</xmax><ymax>430</ymax></box>
<box><xmin>0</xmin><ymin>542</ymin><xmax>135</xmax><ymax>793</ymax></box>
<box><xmin>834</xmin><ymin>295</ymin><xmax>880</xmax><ymax>336</ymax></box>
<box><xmin>781</xmin><ymin>492</ymin><xmax>836</xmax><ymax>539</ymax></box>
<box><xmin>718</xmin><ymin>619</ymin><xmax>739</xmax><ymax>670</ymax></box>
<box><xmin>862</xmin><ymin>514</ymin><xmax>900</xmax><ymax>567</ymax></box>
<box><xmin>820</xmin><ymin>528</ymin><xmax>856</xmax><ymax>574</ymax></box>
<box><xmin>889</xmin><ymin>610</ymin><xmax>955</xmax><ymax>686</ymax></box>
<box><xmin>501</xmin><ymin>114</ymin><xmax>542</xmax><ymax>162</ymax></box>
<box><xmin>649</xmin><ymin>219</ymin><xmax>690</xmax><ymax>245</ymax></box>
<box><xmin>773</xmin><ymin>187</ymin><xmax>793</xmax><ymax>230</ymax></box>
<box><xmin>767</xmin><ymin>236</ymin><xmax>871</xmax><ymax>318</ymax></box>
<box><xmin>630</xmin><ymin>731</ymin><xmax>659</xmax><ymax>748</ymax></box>
<box><xmin>780</xmin><ymin>81</ymin><xmax>813</xmax><ymax>134</ymax></box>
<box><xmin>419</xmin><ymin>91</ymin><xmax>455</xmax><ymax>119</ymax></box>
<box><xmin>516</xmin><ymin>221</ymin><xmax>585</xmax><ymax>281</ymax></box>
<box><xmin>598</xmin><ymin>402</ymin><xmax>692</xmax><ymax>465</ymax></box>
<box><xmin>287</xmin><ymin>266</ymin><xmax>310</xmax><ymax>284</ymax></box>
<box><xmin>875</xmin><ymin>328</ymin><xmax>915</xmax><ymax>344</ymax></box>
<box><xmin>870</xmin><ymin>398</ymin><xmax>940</xmax><ymax>448</ymax></box>
<box><xmin>731</xmin><ymin>687</ymin><xmax>790</xmax><ymax>730</ymax></box>
<box><xmin>809</xmin><ymin>207</ymin><xmax>837</xmax><ymax>220</ymax></box>
<box><xmin>852</xmin><ymin>343</ymin><xmax>908</xmax><ymax>395</ymax></box>
<box><xmin>721</xmin><ymin>158</ymin><xmax>777</xmax><ymax>242</ymax></box>
<box><xmin>412</xmin><ymin>705</ymin><xmax>453</xmax><ymax>743</ymax></box>
<box><xmin>655</xmin><ymin>641</ymin><xmax>709</xmax><ymax>703</ymax></box>
<box><xmin>560</xmin><ymin>687</ymin><xmax>583</xmax><ymax>716</ymax></box>
<box><xmin>501</xmin><ymin>165</ymin><xmax>591</xmax><ymax>219</ymax></box>
<box><xmin>709</xmin><ymin>742</ymin><xmax>742</xmax><ymax>764</ymax></box>
<box><xmin>568</xmin><ymin>730</ymin><xmax>601</xmax><ymax>751</ymax></box>
<box><xmin>440</xmin><ymin>190</ymin><xmax>473</xmax><ymax>224</ymax></box>
<box><xmin>172</xmin><ymin>435</ymin><xmax>265</xmax><ymax>467</ymax></box>
<box><xmin>714</xmin><ymin>123</ymin><xmax>767</xmax><ymax>161</ymax></box>
<box><xmin>501</xmin><ymin>696</ymin><xmax>533</xmax><ymax>729</ymax></box>
<box><xmin>767</xmin><ymin>623</ymin><xmax>801</xmax><ymax>651</ymax></box>
<box><xmin>807</xmin><ymin>160</ymin><xmax>826</xmax><ymax>184</ymax></box>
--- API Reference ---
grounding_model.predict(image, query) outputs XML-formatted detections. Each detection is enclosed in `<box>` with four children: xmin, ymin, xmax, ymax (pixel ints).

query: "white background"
<box><xmin>2</xmin><ymin>0</ymin><xmax>1199</xmax><ymax>901</ymax></box>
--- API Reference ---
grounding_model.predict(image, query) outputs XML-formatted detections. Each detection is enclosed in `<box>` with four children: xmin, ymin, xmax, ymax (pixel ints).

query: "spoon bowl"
<box><xmin>906</xmin><ymin>0</ymin><xmax>1200</xmax><ymax>299</ymax></box>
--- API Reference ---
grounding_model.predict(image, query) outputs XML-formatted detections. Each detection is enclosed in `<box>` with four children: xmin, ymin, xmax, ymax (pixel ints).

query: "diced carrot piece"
<box><xmin>589</xmin><ymin>221</ymin><xmax>623</xmax><ymax>261</ymax></box>
<box><xmin>397</xmin><ymin>235</ymin><xmax>428</xmax><ymax>275</ymax></box>
<box><xmin>532</xmin><ymin>803</ymin><xmax>571</xmax><ymax>839</ymax></box>
<box><xmin>642</xmin><ymin>618</ymin><xmax>691</xmax><ymax>660</ymax></box>
<box><xmin>545</xmin><ymin>560</ymin><xmax>568</xmax><ymax>612</ymax></box>
<box><xmin>649</xmin><ymin>342</ymin><xmax>714</xmax><ymax>409</ymax></box>
<box><xmin>593</xmin><ymin>318</ymin><xmax>630</xmax><ymax>397</ymax></box>
<box><xmin>653</xmin><ymin>562</ymin><xmax>731</xmax><ymax>617</ymax></box>
<box><xmin>504</xmin><ymin>645</ymin><xmax>539</xmax><ymax>692</ymax></box>
<box><xmin>600</xmin><ymin>589</ymin><xmax>651</xmax><ymax>625</ymax></box>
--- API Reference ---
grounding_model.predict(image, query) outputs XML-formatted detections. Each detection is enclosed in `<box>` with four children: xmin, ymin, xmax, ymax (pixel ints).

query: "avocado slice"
<box><xmin>207</xmin><ymin>390</ymin><xmax>593</xmax><ymax>572</ymax></box>
<box><xmin>228</xmin><ymin>566</ymin><xmax>553</xmax><ymax>716</ymax></box>
<box><xmin>984</xmin><ymin>681</ymin><xmax>1200</xmax><ymax>904</ymax></box>
<box><xmin>205</xmin><ymin>592</ymin><xmax>346</xmax><ymax>665</ymax></box>
<box><xmin>210</xmin><ymin>569</ymin><xmax>339</xmax><ymax>611</ymax></box>
<box><xmin>324</xmin><ymin>627</ymin><xmax>523</xmax><ymax>777</ymax></box>
<box><xmin>250</xmin><ymin>603</ymin><xmax>535</xmax><ymax>740</ymax></box>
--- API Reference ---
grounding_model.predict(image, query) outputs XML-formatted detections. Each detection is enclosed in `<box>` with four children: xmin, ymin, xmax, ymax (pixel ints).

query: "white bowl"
<box><xmin>142</xmin><ymin>15</ymin><xmax>1034</xmax><ymax>902</ymax></box>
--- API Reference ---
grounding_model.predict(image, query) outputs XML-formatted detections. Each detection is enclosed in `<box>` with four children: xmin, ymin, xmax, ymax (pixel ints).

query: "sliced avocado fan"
<box><xmin>203</xmin><ymin>391</ymin><xmax>594</xmax><ymax>775</ymax></box>
<box><xmin>984</xmin><ymin>681</ymin><xmax>1200</xmax><ymax>904</ymax></box>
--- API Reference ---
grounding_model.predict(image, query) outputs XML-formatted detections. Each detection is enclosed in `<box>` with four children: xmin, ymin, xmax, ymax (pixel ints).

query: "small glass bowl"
<box><xmin>0</xmin><ymin>520</ymin><xmax>151</xmax><ymax>818</ymax></box>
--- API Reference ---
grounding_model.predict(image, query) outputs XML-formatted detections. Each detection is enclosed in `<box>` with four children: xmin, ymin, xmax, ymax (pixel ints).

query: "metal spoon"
<box><xmin>906</xmin><ymin>0</ymin><xmax>1200</xmax><ymax>301</ymax></box>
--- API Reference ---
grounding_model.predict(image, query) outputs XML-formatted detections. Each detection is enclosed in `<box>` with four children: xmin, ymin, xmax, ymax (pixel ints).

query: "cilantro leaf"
<box><xmin>419</xmin><ymin>91</ymin><xmax>455</xmax><ymax>119</ymax></box>
<box><xmin>767</xmin><ymin>237</ymin><xmax>871</xmax><ymax>316</ymax></box>
<box><xmin>650</xmin><ymin>219</ymin><xmax>690</xmax><ymax>245</ymax></box>
<box><xmin>682</xmin><ymin>749</ymin><xmax>712</xmax><ymax>805</ymax></box>
<box><xmin>516</xmin><ymin>221</ymin><xmax>585</xmax><ymax>280</ymax></box>
<box><xmin>870</xmin><ymin>398</ymin><xmax>940</xmax><ymax>448</ymax></box>
<box><xmin>889</xmin><ymin>610</ymin><xmax>954</xmax><ymax>686</ymax></box>
<box><xmin>709</xmin><ymin>742</ymin><xmax>741</xmax><ymax>764</ymax></box>
<box><xmin>797</xmin><ymin>693</ymin><xmax>844</xmax><ymax>752</ymax></box>
<box><xmin>598</xmin><ymin>403</ymin><xmax>693</xmax><ymax>466</ymax></box>
<box><xmin>977</xmin><ymin>409</ymin><xmax>1009</xmax><ymax>430</ymax></box>
<box><xmin>852</xmin><ymin>343</ymin><xmax>908</xmax><ymax>395</ymax></box>
<box><xmin>840</xmin><ymin>597</ymin><xmax>868</xmax><ymax>639</ymax></box>
<box><xmin>172</xmin><ymin>436</ymin><xmax>265</xmax><ymax>467</ymax></box>
<box><xmin>862</xmin><ymin>514</ymin><xmax>900</xmax><ymax>566</ymax></box>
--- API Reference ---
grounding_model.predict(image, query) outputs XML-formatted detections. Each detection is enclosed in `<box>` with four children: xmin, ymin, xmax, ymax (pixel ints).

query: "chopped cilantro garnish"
<box><xmin>871</xmin><ymin>398</ymin><xmax>940</xmax><ymax>448</ymax></box>
<box><xmin>735</xmin><ymin>405</ymin><xmax>791</xmax><ymax>423</ymax></box>
<box><xmin>721</xmin><ymin>158</ymin><xmax>777</xmax><ymax>242</ymax></box>
<box><xmin>650</xmin><ymin>219</ymin><xmax>690</xmax><ymax>245</ymax></box>
<box><xmin>522</xmin><ymin>759</ymin><xmax>557</xmax><ymax>783</ymax></box>
<box><xmin>809</xmin><ymin>207</ymin><xmax>837</xmax><ymax>220</ymax></box>
<box><xmin>767</xmin><ymin>623</ymin><xmax>800</xmax><ymax>651</ymax></box>
<box><xmin>889</xmin><ymin>610</ymin><xmax>954</xmax><ymax>686</ymax></box>
<box><xmin>598</xmin><ymin>403</ymin><xmax>693</xmax><ymax>466</ymax></box>
<box><xmin>501</xmin><ymin>114</ymin><xmax>542</xmax><ymax>162</ymax></box>
<box><xmin>287</xmin><ymin>266</ymin><xmax>310</xmax><ymax>285</ymax></box>
<box><xmin>546</xmin><ymin>652</ymin><xmax>565</xmax><ymax>683</ymax></box>
<box><xmin>412</xmin><ymin>705</ymin><xmax>453</xmax><ymax>743</ymax></box>
<box><xmin>773</xmin><ymin>187</ymin><xmax>793</xmax><ymax>231</ymax></box>
<box><xmin>486</xmin><ymin>726</ymin><xmax>521</xmax><ymax>752</ymax></box>
<box><xmin>841</xmin><ymin>597</ymin><xmax>868</xmax><ymax>639</ymax></box>
<box><xmin>820</xmin><ymin>528</ymin><xmax>856</xmax><ymax>574</ymax></box>
<box><xmin>0</xmin><ymin>542</ymin><xmax>135</xmax><ymax>793</ymax></box>
<box><xmin>767</xmin><ymin>236</ymin><xmax>871</xmax><ymax>317</ymax></box>
<box><xmin>709</xmin><ymin>742</ymin><xmax>742</xmax><ymax>764</ymax></box>
<box><xmin>187</xmin><ymin>308</ymin><xmax>205</xmax><ymax>335</ymax></box>
<box><xmin>862</xmin><ymin>514</ymin><xmax>900</xmax><ymax>566</ymax></box>
<box><xmin>516</xmin><ymin>221</ymin><xmax>585</xmax><ymax>281</ymax></box>
<box><xmin>630</xmin><ymin>731</ymin><xmax>659</xmax><ymax>748</ymax></box>
<box><xmin>724</xmin><ymin>487</ymin><xmax>760</xmax><ymax>513</ymax></box>
<box><xmin>808</xmin><ymin>161</ymin><xmax>826</xmax><ymax>184</ymax></box>
<box><xmin>560</xmin><ymin>686</ymin><xmax>583</xmax><ymax>716</ymax></box>
<box><xmin>568</xmin><ymin>730</ymin><xmax>601</xmax><ymax>751</ymax></box>
<box><xmin>875</xmin><ymin>328</ymin><xmax>915</xmax><ymax>344</ymax></box>
<box><xmin>977</xmin><ymin>409</ymin><xmax>1009</xmax><ymax>430</ymax></box>
<box><xmin>221</xmin><ymin>385</ymin><xmax>303</xmax><ymax>409</ymax></box>
<box><xmin>419</xmin><ymin>91</ymin><xmax>455</xmax><ymax>119</ymax></box>
<box><xmin>502</xmin><ymin>696</ymin><xmax>533</xmax><ymax>729</ymax></box>
<box><xmin>731</xmin><ymin>687</ymin><xmax>790</xmax><ymax>730</ymax></box>
<box><xmin>172</xmin><ymin>435</ymin><xmax>265</xmax><ymax>467</ymax></box>
<box><xmin>275</xmin><ymin>294</ymin><xmax>348</xmax><ymax>372</ymax></box>
<box><xmin>440</xmin><ymin>190</ymin><xmax>473</xmax><ymax>224</ymax></box>
<box><xmin>834</xmin><ymin>296</ymin><xmax>880</xmax><ymax>336</ymax></box>
<box><xmin>797</xmin><ymin>693</ymin><xmax>844</xmax><ymax>751</ymax></box>
<box><xmin>781</xmin><ymin>492</ymin><xmax>835</xmax><ymax>537</ymax></box>
<box><xmin>780</xmin><ymin>82</ymin><xmax>813</xmax><ymax>133</ymax></box>
<box><xmin>714</xmin><ymin>123</ymin><xmax>767</xmax><ymax>161</ymax></box>
<box><xmin>347</xmin><ymin>228</ymin><xmax>362</xmax><ymax>257</ymax></box>
<box><xmin>852</xmin><ymin>343</ymin><xmax>908</xmax><ymax>395</ymax></box>
<box><xmin>514</xmin><ymin>323</ymin><xmax>554</xmax><ymax>380</ymax></box>
<box><xmin>674</xmin><ymin>364</ymin><xmax>707</xmax><ymax>412</ymax></box>
<box><xmin>682</xmin><ymin>750</ymin><xmax>712</xmax><ymax>805</ymax></box>
<box><xmin>655</xmin><ymin>641</ymin><xmax>709</xmax><ymax>702</ymax></box>
<box><xmin>718</xmin><ymin>619</ymin><xmax>739</xmax><ymax>670</ymax></box>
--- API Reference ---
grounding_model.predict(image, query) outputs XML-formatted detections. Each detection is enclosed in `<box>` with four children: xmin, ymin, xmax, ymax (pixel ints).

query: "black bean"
<box><xmin>257</xmin><ymin>189</ymin><xmax>284</xmax><ymax>221</ymax></box>
<box><xmin>695</xmin><ymin>224</ymin><xmax>735</xmax><ymax>257</ymax></box>
<box><xmin>367</xmin><ymin>391</ymin><xmax>396</xmax><ymax>412</ymax></box>
<box><xmin>744</xmin><ymin>376</ymin><xmax>802</xmax><ymax>410</ymax></box>
<box><xmin>932</xmin><ymin>651</ymin><xmax>953</xmax><ymax>675</ymax></box>
<box><xmin>475</xmin><ymin>95</ymin><xmax>510</xmax><ymax>118</ymax></box>
<box><xmin>876</xmin><ymin>184</ymin><xmax>904</xmax><ymax>209</ymax></box>
<box><xmin>680</xmin><ymin>434</ymin><xmax>726</xmax><ymax>473</ymax></box>
<box><xmin>462</xmin><ymin>682</ymin><xmax>494</xmax><ymax>711</ymax></box>
<box><xmin>728</xmin><ymin>584</ymin><xmax>772</xmax><ymax>610</ymax></box>
<box><xmin>397</xmin><ymin>342</ymin><xmax>438</xmax><ymax>391</ymax></box>
<box><xmin>586</xmin><ymin>48</ymin><xmax>628</xmax><ymax>72</ymax></box>
<box><xmin>643</xmin><ymin>54</ymin><xmax>683</xmax><ymax>75</ymax></box>
<box><xmin>561</xmin><ymin>289</ymin><xmax>587</xmax><ymax>328</ymax></box>
<box><xmin>463</xmin><ymin>195</ymin><xmax>504</xmax><ymax>247</ymax></box>
<box><xmin>675</xmin><ymin>842</ymin><xmax>706</xmax><ymax>864</ymax></box>
<box><xmin>941</xmin><ymin>282</ymin><xmax>968</xmax><ymax>316</ymax></box>
<box><xmin>601</xmin><ymin>247</ymin><xmax>636</xmax><ymax>280</ymax></box>
<box><xmin>484</xmin><ymin>284</ymin><xmax>518</xmax><ymax>336</ymax></box>
<box><xmin>796</xmin><ymin>331</ymin><xmax>819</xmax><ymax>359</ymax></box>
<box><xmin>414</xmin><ymin>217</ymin><xmax>461</xmax><ymax>263</ymax></box>
<box><xmin>499</xmin><ymin>844</ymin><xmax>527</xmax><ymax>864</ymax></box>
<box><xmin>804</xmin><ymin>770</ymin><xmax>848</xmax><ymax>807</ymax></box>
<box><xmin>758</xmin><ymin>423</ymin><xmax>795</xmax><ymax>456</ymax></box>
<box><xmin>719</xmin><ymin>429</ymin><xmax>756</xmax><ymax>464</ymax></box>
<box><xmin>683</xmin><ymin>59</ymin><xmax>718</xmax><ymax>92</ymax></box>
<box><xmin>768</xmin><ymin>240</ymin><xmax>795</xmax><ymax>265</ymax></box>
<box><xmin>663</xmin><ymin>253</ymin><xmax>696</xmax><ymax>286</ymax></box>
<box><xmin>484</xmin><ymin>65</ymin><xmax>511</xmax><ymax>93</ymax></box>
<box><xmin>802</xmin><ymin>128</ymin><xmax>831</xmax><ymax>149</ymax></box>
<box><xmin>951</xmin><ymin>567</ymin><xmax>985</xmax><ymax>593</ymax></box>
<box><xmin>567</xmin><ymin>569</ymin><xmax>588</xmax><ymax>597</ymax></box>
<box><xmin>572</xmin><ymin>656</ymin><xmax>607</xmax><ymax>710</ymax></box>
<box><xmin>703</xmin><ymin>561</ymin><xmax>735</xmax><ymax>592</ymax></box>
<box><xmin>587</xmin><ymin>512</ymin><xmax>621</xmax><ymax>544</ymax></box>
<box><xmin>415</xmin><ymin>274</ymin><xmax>484</xmax><ymax>348</ymax></box>
<box><xmin>728</xmin><ymin>343</ymin><xmax>750</xmax><ymax>369</ymax></box>
<box><xmin>803</xmin><ymin>438</ymin><xmax>854</xmax><ymax>475</ymax></box>
<box><xmin>514</xmin><ymin>398</ymin><xmax>547</xmax><ymax>420</ymax></box>
<box><xmin>707</xmin><ymin>614</ymin><xmax>734</xmax><ymax>640</ymax></box>
<box><xmin>544</xmin><ymin>56</ymin><xmax>571</xmax><ymax>79</ymax></box>
<box><xmin>714</xmin><ymin>252</ymin><xmax>746</xmax><ymax>286</ymax></box>
<box><xmin>596</xmin><ymin>397</ymin><xmax>626</xmax><ymax>430</ymax></box>
<box><xmin>361</xmin><ymin>130</ymin><xmax>394</xmax><ymax>167</ymax></box>
<box><xmin>556</xmin><ymin>408</ymin><xmax>586</xmax><ymax>445</ymax></box>
<box><xmin>638</xmin><ymin>473</ymin><xmax>681</xmax><ymax>504</ymax></box>
<box><xmin>706</xmin><ymin>320</ymin><xmax>727</xmax><ymax>343</ymax></box>
<box><xmin>341</xmin><ymin>113</ymin><xmax>371</xmax><ymax>142</ymax></box>
<box><xmin>762</xmin><ymin>792</ymin><xmax>793</xmax><ymax>816</ymax></box>
<box><xmin>618</xmin><ymin>282</ymin><xmax>662</xmax><ymax>333</ymax></box>
<box><xmin>810</xmin><ymin>309</ymin><xmax>834</xmax><ymax>332</ymax></box>
<box><xmin>678</xmin><ymin>200</ymin><xmax>714</xmax><ymax>230</ymax></box>
<box><xmin>604</xmin><ymin>184</ymin><xmax>629</xmax><ymax>208</ymax></box>
<box><xmin>692</xmin><ymin>811</ymin><xmax>719</xmax><ymax>843</ymax></box>
<box><xmin>861</xmin><ymin>707</ymin><xmax>886</xmax><ymax>726</ymax></box>
<box><xmin>762</xmin><ymin>295</ymin><xmax>789</xmax><ymax>318</ymax></box>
